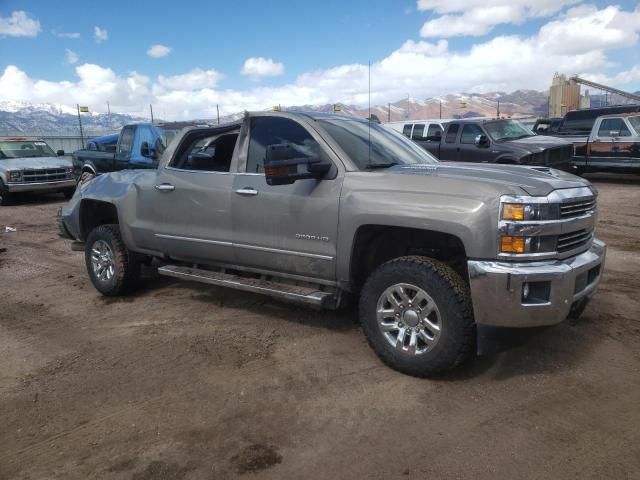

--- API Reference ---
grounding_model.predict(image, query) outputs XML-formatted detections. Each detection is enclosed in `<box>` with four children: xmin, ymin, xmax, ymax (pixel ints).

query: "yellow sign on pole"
<box><xmin>334</xmin><ymin>104</ymin><xmax>342</xmax><ymax>112</ymax></box>
<box><xmin>459</xmin><ymin>102</ymin><xmax>467</xmax><ymax>108</ymax></box>
<box><xmin>273</xmin><ymin>105</ymin><xmax>281</xmax><ymax>112</ymax></box>
<box><xmin>79</xmin><ymin>106</ymin><xmax>89</xmax><ymax>113</ymax></box>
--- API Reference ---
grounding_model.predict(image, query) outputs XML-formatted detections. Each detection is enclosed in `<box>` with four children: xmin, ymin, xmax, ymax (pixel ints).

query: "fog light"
<box><xmin>500</xmin><ymin>235</ymin><xmax>526</xmax><ymax>254</ymax></box>
<box><xmin>522</xmin><ymin>282</ymin><xmax>530</xmax><ymax>301</ymax></box>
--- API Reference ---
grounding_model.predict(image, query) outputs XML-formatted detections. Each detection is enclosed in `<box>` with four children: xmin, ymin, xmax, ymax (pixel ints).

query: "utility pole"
<box><xmin>150</xmin><ymin>104</ymin><xmax>154</xmax><ymax>123</ymax></box>
<box><xmin>216</xmin><ymin>104</ymin><xmax>220</xmax><ymax>125</ymax></box>
<box><xmin>497</xmin><ymin>99</ymin><xmax>500</xmax><ymax>119</ymax></box>
<box><xmin>107</xmin><ymin>101</ymin><xmax>111</xmax><ymax>126</ymax></box>
<box><xmin>388</xmin><ymin>103</ymin><xmax>391</xmax><ymax>122</ymax></box>
<box><xmin>76</xmin><ymin>104</ymin><xmax>84</xmax><ymax>148</ymax></box>
<box><xmin>439</xmin><ymin>100</ymin><xmax>442</xmax><ymax>119</ymax></box>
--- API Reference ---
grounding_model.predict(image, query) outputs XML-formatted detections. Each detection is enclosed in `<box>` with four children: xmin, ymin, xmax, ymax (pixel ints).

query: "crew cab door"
<box><xmin>411</xmin><ymin>123</ymin><xmax>443</xmax><ymax>157</ymax></box>
<box><xmin>588</xmin><ymin>117</ymin><xmax>636</xmax><ymax>169</ymax></box>
<box><xmin>150</xmin><ymin>129</ymin><xmax>239</xmax><ymax>263</ymax></box>
<box><xmin>439</xmin><ymin>123</ymin><xmax>460</xmax><ymax>161</ymax></box>
<box><xmin>230</xmin><ymin>115</ymin><xmax>342</xmax><ymax>280</ymax></box>
<box><xmin>113</xmin><ymin>126</ymin><xmax>135</xmax><ymax>171</ymax></box>
<box><xmin>457</xmin><ymin>123</ymin><xmax>494</xmax><ymax>162</ymax></box>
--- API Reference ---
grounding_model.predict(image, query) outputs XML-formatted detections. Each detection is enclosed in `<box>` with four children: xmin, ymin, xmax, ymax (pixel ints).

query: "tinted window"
<box><xmin>411</xmin><ymin>124</ymin><xmax>425</xmax><ymax>140</ymax></box>
<box><xmin>247</xmin><ymin>117</ymin><xmax>322</xmax><ymax>174</ymax></box>
<box><xmin>118</xmin><ymin>127</ymin><xmax>135</xmax><ymax>155</ymax></box>
<box><xmin>598</xmin><ymin>118</ymin><xmax>631</xmax><ymax>137</ymax></box>
<box><xmin>562</xmin><ymin>106</ymin><xmax>640</xmax><ymax>132</ymax></box>
<box><xmin>171</xmin><ymin>133</ymin><xmax>238</xmax><ymax>172</ymax></box>
<box><xmin>460</xmin><ymin>124</ymin><xmax>484</xmax><ymax>144</ymax></box>
<box><xmin>445</xmin><ymin>124</ymin><xmax>459</xmax><ymax>143</ymax></box>
<box><xmin>426</xmin><ymin>124</ymin><xmax>443</xmax><ymax>139</ymax></box>
<box><xmin>402</xmin><ymin>124</ymin><xmax>413</xmax><ymax>137</ymax></box>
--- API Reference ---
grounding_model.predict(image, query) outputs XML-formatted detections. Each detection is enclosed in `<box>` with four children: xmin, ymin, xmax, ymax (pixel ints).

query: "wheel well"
<box><xmin>350</xmin><ymin>225</ymin><xmax>467</xmax><ymax>292</ymax></box>
<box><xmin>79</xmin><ymin>200</ymin><xmax>118</xmax><ymax>240</ymax></box>
<box><xmin>82</xmin><ymin>164</ymin><xmax>96</xmax><ymax>174</ymax></box>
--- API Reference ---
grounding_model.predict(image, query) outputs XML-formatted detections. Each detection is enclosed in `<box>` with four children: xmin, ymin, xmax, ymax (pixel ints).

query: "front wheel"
<box><xmin>0</xmin><ymin>180</ymin><xmax>15</xmax><ymax>206</ymax></box>
<box><xmin>85</xmin><ymin>224</ymin><xmax>140</xmax><ymax>296</ymax></box>
<box><xmin>359</xmin><ymin>256</ymin><xmax>475</xmax><ymax>377</ymax></box>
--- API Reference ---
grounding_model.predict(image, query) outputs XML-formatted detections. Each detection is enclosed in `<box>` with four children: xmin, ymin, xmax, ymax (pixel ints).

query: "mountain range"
<box><xmin>1</xmin><ymin>89</ymin><xmax>636</xmax><ymax>135</ymax></box>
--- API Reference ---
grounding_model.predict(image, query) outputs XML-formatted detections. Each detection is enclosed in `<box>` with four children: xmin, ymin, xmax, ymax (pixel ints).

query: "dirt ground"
<box><xmin>1</xmin><ymin>174</ymin><xmax>639</xmax><ymax>480</ymax></box>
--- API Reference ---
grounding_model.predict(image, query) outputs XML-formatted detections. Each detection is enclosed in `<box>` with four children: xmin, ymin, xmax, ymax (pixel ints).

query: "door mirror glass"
<box><xmin>56</xmin><ymin>149</ymin><xmax>65</xmax><ymax>156</ymax></box>
<box><xmin>475</xmin><ymin>134</ymin><xmax>489</xmax><ymax>146</ymax></box>
<box><xmin>140</xmin><ymin>141</ymin><xmax>157</xmax><ymax>158</ymax></box>
<box><xmin>264</xmin><ymin>143</ymin><xmax>331</xmax><ymax>186</ymax></box>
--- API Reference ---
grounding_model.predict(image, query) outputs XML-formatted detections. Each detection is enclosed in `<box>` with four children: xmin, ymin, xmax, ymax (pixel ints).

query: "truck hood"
<box><xmin>0</xmin><ymin>156</ymin><xmax>72</xmax><ymax>171</ymax></box>
<box><xmin>506</xmin><ymin>135</ymin><xmax>574</xmax><ymax>150</ymax></box>
<box><xmin>390</xmin><ymin>162</ymin><xmax>590</xmax><ymax>196</ymax></box>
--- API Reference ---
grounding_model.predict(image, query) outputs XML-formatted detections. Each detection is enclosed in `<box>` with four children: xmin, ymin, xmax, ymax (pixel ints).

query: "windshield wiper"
<box><xmin>364</xmin><ymin>162</ymin><xmax>398</xmax><ymax>170</ymax></box>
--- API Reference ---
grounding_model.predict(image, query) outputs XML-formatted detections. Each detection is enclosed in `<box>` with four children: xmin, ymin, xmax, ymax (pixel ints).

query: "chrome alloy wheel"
<box><xmin>90</xmin><ymin>240</ymin><xmax>115</xmax><ymax>282</ymax></box>
<box><xmin>376</xmin><ymin>283</ymin><xmax>442</xmax><ymax>355</ymax></box>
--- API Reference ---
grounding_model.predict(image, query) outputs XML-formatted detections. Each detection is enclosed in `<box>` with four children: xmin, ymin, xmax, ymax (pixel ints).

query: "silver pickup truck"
<box><xmin>58</xmin><ymin>112</ymin><xmax>606</xmax><ymax>376</ymax></box>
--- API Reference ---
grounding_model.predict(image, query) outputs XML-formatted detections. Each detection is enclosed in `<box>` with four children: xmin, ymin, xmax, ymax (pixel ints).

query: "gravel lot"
<box><xmin>1</xmin><ymin>174</ymin><xmax>639</xmax><ymax>480</ymax></box>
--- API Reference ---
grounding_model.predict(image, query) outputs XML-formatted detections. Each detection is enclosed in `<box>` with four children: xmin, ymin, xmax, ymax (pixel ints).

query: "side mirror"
<box><xmin>56</xmin><ymin>150</ymin><xmax>65</xmax><ymax>156</ymax></box>
<box><xmin>264</xmin><ymin>143</ymin><xmax>331</xmax><ymax>186</ymax></box>
<box><xmin>475</xmin><ymin>134</ymin><xmax>489</xmax><ymax>147</ymax></box>
<box><xmin>141</xmin><ymin>141</ymin><xmax>157</xmax><ymax>158</ymax></box>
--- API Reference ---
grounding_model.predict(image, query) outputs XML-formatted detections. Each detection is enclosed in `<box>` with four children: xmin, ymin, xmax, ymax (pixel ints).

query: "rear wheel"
<box><xmin>85</xmin><ymin>224</ymin><xmax>140</xmax><ymax>296</ymax></box>
<box><xmin>359</xmin><ymin>256</ymin><xmax>475</xmax><ymax>377</ymax></box>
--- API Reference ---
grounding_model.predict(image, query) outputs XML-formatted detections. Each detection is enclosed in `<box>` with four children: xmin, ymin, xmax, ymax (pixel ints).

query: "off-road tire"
<box><xmin>85</xmin><ymin>224</ymin><xmax>140</xmax><ymax>296</ymax></box>
<box><xmin>0</xmin><ymin>180</ymin><xmax>15</xmax><ymax>206</ymax></box>
<box><xmin>62</xmin><ymin>187</ymin><xmax>76</xmax><ymax>199</ymax></box>
<box><xmin>359</xmin><ymin>256</ymin><xmax>475</xmax><ymax>377</ymax></box>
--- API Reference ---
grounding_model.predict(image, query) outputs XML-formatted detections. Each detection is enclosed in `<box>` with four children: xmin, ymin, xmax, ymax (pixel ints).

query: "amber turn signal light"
<box><xmin>500</xmin><ymin>236</ymin><xmax>526</xmax><ymax>254</ymax></box>
<box><xmin>502</xmin><ymin>203</ymin><xmax>525</xmax><ymax>221</ymax></box>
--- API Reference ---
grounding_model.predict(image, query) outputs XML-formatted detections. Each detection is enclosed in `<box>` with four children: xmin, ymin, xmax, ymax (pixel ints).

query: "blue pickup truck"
<box><xmin>72</xmin><ymin>122</ymin><xmax>199</xmax><ymax>182</ymax></box>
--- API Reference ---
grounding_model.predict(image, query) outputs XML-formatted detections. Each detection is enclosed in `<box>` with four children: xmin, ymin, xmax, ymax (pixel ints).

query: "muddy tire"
<box><xmin>62</xmin><ymin>187</ymin><xmax>75</xmax><ymax>199</ymax></box>
<box><xmin>85</xmin><ymin>224</ymin><xmax>140</xmax><ymax>296</ymax></box>
<box><xmin>359</xmin><ymin>256</ymin><xmax>475</xmax><ymax>377</ymax></box>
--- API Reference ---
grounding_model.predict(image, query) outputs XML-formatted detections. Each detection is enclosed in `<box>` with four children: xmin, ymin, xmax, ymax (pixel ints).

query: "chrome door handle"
<box><xmin>234</xmin><ymin>187</ymin><xmax>258</xmax><ymax>196</ymax></box>
<box><xmin>154</xmin><ymin>183</ymin><xmax>175</xmax><ymax>192</ymax></box>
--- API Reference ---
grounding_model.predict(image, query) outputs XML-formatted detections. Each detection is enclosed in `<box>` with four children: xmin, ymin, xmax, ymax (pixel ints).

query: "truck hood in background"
<box><xmin>506</xmin><ymin>135</ymin><xmax>574</xmax><ymax>150</ymax></box>
<box><xmin>0</xmin><ymin>156</ymin><xmax>72</xmax><ymax>171</ymax></box>
<box><xmin>390</xmin><ymin>162</ymin><xmax>590</xmax><ymax>197</ymax></box>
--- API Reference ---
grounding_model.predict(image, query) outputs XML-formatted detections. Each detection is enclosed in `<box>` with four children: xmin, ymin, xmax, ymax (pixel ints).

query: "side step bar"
<box><xmin>158</xmin><ymin>265</ymin><xmax>337</xmax><ymax>308</ymax></box>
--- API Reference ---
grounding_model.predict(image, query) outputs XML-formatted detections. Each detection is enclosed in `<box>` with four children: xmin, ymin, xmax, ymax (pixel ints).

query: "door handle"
<box><xmin>234</xmin><ymin>187</ymin><xmax>258</xmax><ymax>196</ymax></box>
<box><xmin>154</xmin><ymin>183</ymin><xmax>175</xmax><ymax>192</ymax></box>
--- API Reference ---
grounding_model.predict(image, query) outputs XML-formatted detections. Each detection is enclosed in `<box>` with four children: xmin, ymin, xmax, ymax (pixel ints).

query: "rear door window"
<box><xmin>426</xmin><ymin>124</ymin><xmax>443</xmax><ymax>140</ymax></box>
<box><xmin>402</xmin><ymin>124</ymin><xmax>413</xmax><ymax>137</ymax></box>
<box><xmin>118</xmin><ymin>127</ymin><xmax>135</xmax><ymax>156</ymax></box>
<box><xmin>411</xmin><ymin>124</ymin><xmax>425</xmax><ymax>140</ymax></box>
<box><xmin>445</xmin><ymin>124</ymin><xmax>460</xmax><ymax>143</ymax></box>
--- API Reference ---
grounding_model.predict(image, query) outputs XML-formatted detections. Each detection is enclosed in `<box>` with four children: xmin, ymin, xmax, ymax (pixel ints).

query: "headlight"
<box><xmin>7</xmin><ymin>170</ymin><xmax>22</xmax><ymax>182</ymax></box>
<box><xmin>500</xmin><ymin>202</ymin><xmax>556</xmax><ymax>221</ymax></box>
<box><xmin>65</xmin><ymin>167</ymin><xmax>74</xmax><ymax>177</ymax></box>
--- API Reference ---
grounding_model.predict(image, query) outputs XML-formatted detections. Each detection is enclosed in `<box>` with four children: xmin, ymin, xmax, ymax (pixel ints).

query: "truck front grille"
<box><xmin>548</xmin><ymin>145</ymin><xmax>572</xmax><ymax>165</ymax></box>
<box><xmin>557</xmin><ymin>229</ymin><xmax>593</xmax><ymax>253</ymax></box>
<box><xmin>21</xmin><ymin>168</ymin><xmax>68</xmax><ymax>183</ymax></box>
<box><xmin>560</xmin><ymin>197</ymin><xmax>597</xmax><ymax>218</ymax></box>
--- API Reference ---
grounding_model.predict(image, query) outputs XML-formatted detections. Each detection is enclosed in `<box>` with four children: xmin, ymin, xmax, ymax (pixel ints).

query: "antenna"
<box><xmin>368</xmin><ymin>60</ymin><xmax>371</xmax><ymax>164</ymax></box>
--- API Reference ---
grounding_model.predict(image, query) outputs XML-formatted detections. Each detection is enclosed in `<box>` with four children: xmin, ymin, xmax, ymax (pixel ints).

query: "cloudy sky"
<box><xmin>0</xmin><ymin>0</ymin><xmax>638</xmax><ymax>119</ymax></box>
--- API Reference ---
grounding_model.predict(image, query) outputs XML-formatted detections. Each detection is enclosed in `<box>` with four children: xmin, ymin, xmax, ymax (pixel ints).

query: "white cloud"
<box><xmin>94</xmin><ymin>26</ymin><xmax>108</xmax><ymax>43</ymax></box>
<box><xmin>241</xmin><ymin>57</ymin><xmax>284</xmax><ymax>79</ymax></box>
<box><xmin>1</xmin><ymin>4</ymin><xmax>638</xmax><ymax>120</ymax></box>
<box><xmin>417</xmin><ymin>0</ymin><xmax>580</xmax><ymax>37</ymax></box>
<box><xmin>53</xmin><ymin>30</ymin><xmax>80</xmax><ymax>39</ymax></box>
<box><xmin>65</xmin><ymin>49</ymin><xmax>79</xmax><ymax>65</ymax></box>
<box><xmin>0</xmin><ymin>10</ymin><xmax>40</xmax><ymax>37</ymax></box>
<box><xmin>147</xmin><ymin>44</ymin><xmax>172</xmax><ymax>58</ymax></box>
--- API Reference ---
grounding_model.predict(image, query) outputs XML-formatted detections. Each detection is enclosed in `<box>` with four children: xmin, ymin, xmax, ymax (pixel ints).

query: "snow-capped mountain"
<box><xmin>0</xmin><ymin>91</ymin><xmax>550</xmax><ymax>134</ymax></box>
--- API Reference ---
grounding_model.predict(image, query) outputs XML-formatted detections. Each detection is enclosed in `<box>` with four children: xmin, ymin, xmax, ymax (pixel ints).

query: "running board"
<box><xmin>158</xmin><ymin>265</ymin><xmax>336</xmax><ymax>308</ymax></box>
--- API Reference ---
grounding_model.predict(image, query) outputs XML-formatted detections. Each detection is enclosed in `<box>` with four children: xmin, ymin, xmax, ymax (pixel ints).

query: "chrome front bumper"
<box><xmin>7</xmin><ymin>179</ymin><xmax>76</xmax><ymax>193</ymax></box>
<box><xmin>468</xmin><ymin>239</ymin><xmax>606</xmax><ymax>327</ymax></box>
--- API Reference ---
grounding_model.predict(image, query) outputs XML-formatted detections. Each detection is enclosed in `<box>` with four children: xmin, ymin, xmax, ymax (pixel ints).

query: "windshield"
<box><xmin>317</xmin><ymin>119</ymin><xmax>438</xmax><ymax>170</ymax></box>
<box><xmin>628</xmin><ymin>116</ymin><xmax>640</xmax><ymax>135</ymax></box>
<box><xmin>0</xmin><ymin>140</ymin><xmax>57</xmax><ymax>159</ymax></box>
<box><xmin>484</xmin><ymin>120</ymin><xmax>535</xmax><ymax>141</ymax></box>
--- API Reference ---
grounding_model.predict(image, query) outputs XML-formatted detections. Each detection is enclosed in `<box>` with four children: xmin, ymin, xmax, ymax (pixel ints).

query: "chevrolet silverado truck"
<box><xmin>421</xmin><ymin>119</ymin><xmax>574</xmax><ymax>169</ymax></box>
<box><xmin>0</xmin><ymin>138</ymin><xmax>75</xmax><ymax>206</ymax></box>
<box><xmin>58</xmin><ymin>112</ymin><xmax>606</xmax><ymax>376</ymax></box>
<box><xmin>571</xmin><ymin>113</ymin><xmax>640</xmax><ymax>174</ymax></box>
<box><xmin>72</xmin><ymin>122</ymin><xmax>196</xmax><ymax>183</ymax></box>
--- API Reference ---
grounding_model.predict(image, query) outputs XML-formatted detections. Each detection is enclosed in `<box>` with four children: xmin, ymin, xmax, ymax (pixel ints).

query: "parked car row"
<box><xmin>391</xmin><ymin>109</ymin><xmax>640</xmax><ymax>174</ymax></box>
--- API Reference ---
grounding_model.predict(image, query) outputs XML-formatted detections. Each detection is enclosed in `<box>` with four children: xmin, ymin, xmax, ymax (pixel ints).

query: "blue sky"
<box><xmin>0</xmin><ymin>0</ymin><xmax>639</xmax><ymax>118</ymax></box>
